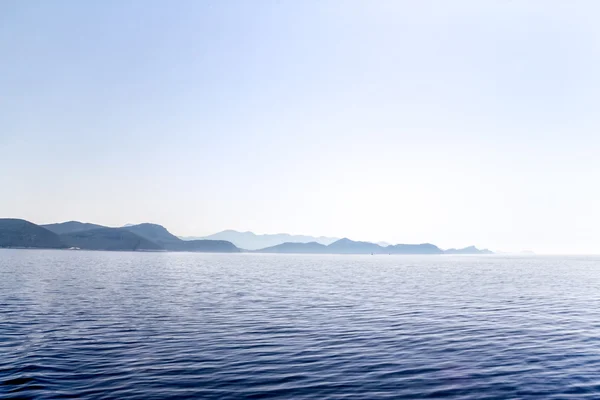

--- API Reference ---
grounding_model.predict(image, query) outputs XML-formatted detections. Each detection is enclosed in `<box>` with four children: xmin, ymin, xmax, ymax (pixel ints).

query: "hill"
<box><xmin>2</xmin><ymin>218</ymin><xmax>493</xmax><ymax>255</ymax></box>
<box><xmin>257</xmin><ymin>241</ymin><xmax>328</xmax><ymax>254</ymax></box>
<box><xmin>444</xmin><ymin>246</ymin><xmax>493</xmax><ymax>254</ymax></box>
<box><xmin>180</xmin><ymin>239</ymin><xmax>240</xmax><ymax>252</ymax></box>
<box><xmin>1</xmin><ymin>219</ymin><xmax>242</xmax><ymax>253</ymax></box>
<box><xmin>327</xmin><ymin>238</ymin><xmax>383</xmax><ymax>254</ymax></box>
<box><xmin>60</xmin><ymin>228</ymin><xmax>163</xmax><ymax>251</ymax></box>
<box><xmin>122</xmin><ymin>223</ymin><xmax>181</xmax><ymax>248</ymax></box>
<box><xmin>256</xmin><ymin>238</ymin><xmax>449</xmax><ymax>255</ymax></box>
<box><xmin>0</xmin><ymin>218</ymin><xmax>65</xmax><ymax>249</ymax></box>
<box><xmin>42</xmin><ymin>221</ymin><xmax>107</xmax><ymax>234</ymax></box>
<box><xmin>185</xmin><ymin>230</ymin><xmax>339</xmax><ymax>250</ymax></box>
<box><xmin>387</xmin><ymin>243</ymin><xmax>443</xmax><ymax>254</ymax></box>
<box><xmin>123</xmin><ymin>223</ymin><xmax>240</xmax><ymax>252</ymax></box>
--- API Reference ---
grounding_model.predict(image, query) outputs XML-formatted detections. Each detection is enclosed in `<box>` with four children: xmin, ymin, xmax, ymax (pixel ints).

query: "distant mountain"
<box><xmin>388</xmin><ymin>243</ymin><xmax>443</xmax><ymax>254</ymax></box>
<box><xmin>180</xmin><ymin>239</ymin><xmax>240</xmax><ymax>252</ymax></box>
<box><xmin>444</xmin><ymin>246</ymin><xmax>493</xmax><ymax>255</ymax></box>
<box><xmin>257</xmin><ymin>241</ymin><xmax>328</xmax><ymax>254</ymax></box>
<box><xmin>184</xmin><ymin>230</ymin><xmax>339</xmax><ymax>250</ymax></box>
<box><xmin>1</xmin><ymin>219</ymin><xmax>241</xmax><ymax>253</ymax></box>
<box><xmin>122</xmin><ymin>223</ymin><xmax>181</xmax><ymax>248</ymax></box>
<box><xmin>256</xmin><ymin>238</ymin><xmax>449</xmax><ymax>255</ymax></box>
<box><xmin>3</xmin><ymin>218</ymin><xmax>493</xmax><ymax>256</ymax></box>
<box><xmin>327</xmin><ymin>238</ymin><xmax>383</xmax><ymax>254</ymax></box>
<box><xmin>42</xmin><ymin>221</ymin><xmax>107</xmax><ymax>234</ymax></box>
<box><xmin>57</xmin><ymin>222</ymin><xmax>240</xmax><ymax>253</ymax></box>
<box><xmin>123</xmin><ymin>223</ymin><xmax>240</xmax><ymax>252</ymax></box>
<box><xmin>0</xmin><ymin>218</ymin><xmax>65</xmax><ymax>249</ymax></box>
<box><xmin>60</xmin><ymin>228</ymin><xmax>162</xmax><ymax>251</ymax></box>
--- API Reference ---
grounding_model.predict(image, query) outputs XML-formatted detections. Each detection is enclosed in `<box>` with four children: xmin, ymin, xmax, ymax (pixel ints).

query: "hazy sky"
<box><xmin>2</xmin><ymin>1</ymin><xmax>599</xmax><ymax>253</ymax></box>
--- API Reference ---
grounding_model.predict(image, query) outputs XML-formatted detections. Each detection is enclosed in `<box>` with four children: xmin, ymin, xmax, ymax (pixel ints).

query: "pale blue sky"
<box><xmin>2</xmin><ymin>1</ymin><xmax>599</xmax><ymax>253</ymax></box>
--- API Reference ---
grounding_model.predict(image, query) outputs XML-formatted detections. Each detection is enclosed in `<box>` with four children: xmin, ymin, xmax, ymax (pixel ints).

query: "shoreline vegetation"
<box><xmin>0</xmin><ymin>218</ymin><xmax>493</xmax><ymax>255</ymax></box>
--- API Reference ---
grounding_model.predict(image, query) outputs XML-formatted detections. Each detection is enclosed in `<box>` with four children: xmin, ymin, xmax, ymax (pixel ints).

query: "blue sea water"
<box><xmin>2</xmin><ymin>249</ymin><xmax>600</xmax><ymax>399</ymax></box>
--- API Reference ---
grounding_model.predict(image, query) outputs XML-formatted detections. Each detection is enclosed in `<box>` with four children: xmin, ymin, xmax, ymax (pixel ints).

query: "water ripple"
<box><xmin>2</xmin><ymin>250</ymin><xmax>600</xmax><ymax>399</ymax></box>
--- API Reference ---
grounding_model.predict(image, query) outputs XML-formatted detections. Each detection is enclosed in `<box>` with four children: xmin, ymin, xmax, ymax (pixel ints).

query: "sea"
<box><xmin>2</xmin><ymin>249</ymin><xmax>600</xmax><ymax>399</ymax></box>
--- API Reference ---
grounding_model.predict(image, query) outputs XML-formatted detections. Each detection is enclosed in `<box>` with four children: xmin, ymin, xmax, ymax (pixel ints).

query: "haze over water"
<box><xmin>3</xmin><ymin>249</ymin><xmax>600</xmax><ymax>399</ymax></box>
<box><xmin>3</xmin><ymin>1</ymin><xmax>600</xmax><ymax>254</ymax></box>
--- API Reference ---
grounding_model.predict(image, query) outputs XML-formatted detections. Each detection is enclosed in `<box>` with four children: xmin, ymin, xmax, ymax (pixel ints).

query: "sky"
<box><xmin>1</xmin><ymin>0</ymin><xmax>599</xmax><ymax>254</ymax></box>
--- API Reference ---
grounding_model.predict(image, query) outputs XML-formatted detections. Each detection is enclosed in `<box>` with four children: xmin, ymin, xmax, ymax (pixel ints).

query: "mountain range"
<box><xmin>181</xmin><ymin>230</ymin><xmax>339</xmax><ymax>250</ymax></box>
<box><xmin>257</xmin><ymin>238</ymin><xmax>491</xmax><ymax>255</ymax></box>
<box><xmin>0</xmin><ymin>218</ymin><xmax>493</xmax><ymax>255</ymax></box>
<box><xmin>0</xmin><ymin>219</ymin><xmax>239</xmax><ymax>252</ymax></box>
<box><xmin>0</xmin><ymin>219</ymin><xmax>65</xmax><ymax>249</ymax></box>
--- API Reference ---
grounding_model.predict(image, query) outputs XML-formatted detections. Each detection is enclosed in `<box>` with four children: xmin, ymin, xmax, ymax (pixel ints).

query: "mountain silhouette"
<box><xmin>1</xmin><ymin>219</ymin><xmax>240</xmax><ymax>252</ymax></box>
<box><xmin>42</xmin><ymin>221</ymin><xmax>107</xmax><ymax>234</ymax></box>
<box><xmin>60</xmin><ymin>228</ymin><xmax>162</xmax><ymax>251</ymax></box>
<box><xmin>255</xmin><ymin>238</ymin><xmax>489</xmax><ymax>255</ymax></box>
<box><xmin>1</xmin><ymin>219</ymin><xmax>65</xmax><ymax>249</ymax></box>
<box><xmin>388</xmin><ymin>243</ymin><xmax>443</xmax><ymax>254</ymax></box>
<box><xmin>123</xmin><ymin>223</ymin><xmax>240</xmax><ymax>252</ymax></box>
<box><xmin>122</xmin><ymin>223</ymin><xmax>181</xmax><ymax>248</ymax></box>
<box><xmin>256</xmin><ymin>241</ymin><xmax>328</xmax><ymax>253</ymax></box>
<box><xmin>257</xmin><ymin>238</ymin><xmax>444</xmax><ymax>254</ymax></box>
<box><xmin>444</xmin><ymin>246</ymin><xmax>492</xmax><ymax>254</ymax></box>
<box><xmin>326</xmin><ymin>238</ymin><xmax>383</xmax><ymax>254</ymax></box>
<box><xmin>2</xmin><ymin>218</ymin><xmax>493</xmax><ymax>255</ymax></box>
<box><xmin>186</xmin><ymin>230</ymin><xmax>339</xmax><ymax>250</ymax></box>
